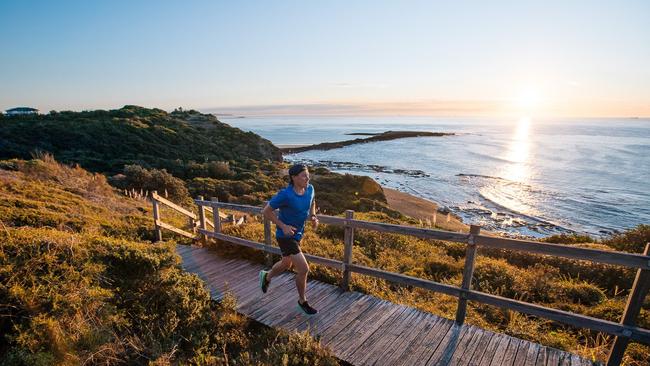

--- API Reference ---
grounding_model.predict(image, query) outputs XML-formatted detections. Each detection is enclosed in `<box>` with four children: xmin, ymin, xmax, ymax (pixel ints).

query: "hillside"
<box><xmin>0</xmin><ymin>156</ymin><xmax>337</xmax><ymax>365</ymax></box>
<box><xmin>0</xmin><ymin>106</ymin><xmax>282</xmax><ymax>175</ymax></box>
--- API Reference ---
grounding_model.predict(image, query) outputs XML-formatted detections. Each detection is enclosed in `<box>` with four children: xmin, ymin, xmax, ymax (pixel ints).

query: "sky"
<box><xmin>1</xmin><ymin>0</ymin><xmax>649</xmax><ymax>117</ymax></box>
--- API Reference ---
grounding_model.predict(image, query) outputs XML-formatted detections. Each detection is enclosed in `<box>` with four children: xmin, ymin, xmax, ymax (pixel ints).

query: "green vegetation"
<box><xmin>1</xmin><ymin>107</ymin><xmax>648</xmax><ymax>365</ymax></box>
<box><xmin>0</xmin><ymin>157</ymin><xmax>337</xmax><ymax>365</ymax></box>
<box><xmin>211</xmin><ymin>211</ymin><xmax>649</xmax><ymax>365</ymax></box>
<box><xmin>0</xmin><ymin>105</ymin><xmax>281</xmax><ymax>175</ymax></box>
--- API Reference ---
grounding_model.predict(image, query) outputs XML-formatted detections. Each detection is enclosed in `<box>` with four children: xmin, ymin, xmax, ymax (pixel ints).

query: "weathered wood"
<box><xmin>456</xmin><ymin>224</ymin><xmax>481</xmax><ymax>324</ymax></box>
<box><xmin>151</xmin><ymin>191</ymin><xmax>162</xmax><ymax>241</ymax></box>
<box><xmin>348</xmin><ymin>263</ymin><xmax>463</xmax><ymax>298</ymax></box>
<box><xmin>156</xmin><ymin>220</ymin><xmax>195</xmax><ymax>239</ymax></box>
<box><xmin>319</xmin><ymin>296</ymin><xmax>380</xmax><ymax>344</ymax></box>
<box><xmin>477</xmin><ymin>333</ymin><xmax>506</xmax><ymax>366</ymax></box>
<box><xmin>195</xmin><ymin>199</ymin><xmax>263</xmax><ymax>215</ymax></box>
<box><xmin>341</xmin><ymin>210</ymin><xmax>354</xmax><ymax>291</ymax></box>
<box><xmin>346</xmin><ymin>217</ymin><xmax>470</xmax><ymax>243</ymax></box>
<box><xmin>334</xmin><ymin>301</ymin><xmax>398</xmax><ymax>358</ymax></box>
<box><xmin>263</xmin><ymin>216</ymin><xmax>273</xmax><ymax>267</ymax></box>
<box><xmin>425</xmin><ymin>323</ymin><xmax>468</xmax><ymax>365</ymax></box>
<box><xmin>447</xmin><ymin>326</ymin><xmax>483</xmax><ymax>365</ymax></box>
<box><xmin>362</xmin><ymin>307</ymin><xmax>423</xmax><ymax>365</ymax></box>
<box><xmin>502</xmin><ymin>338</ymin><xmax>523</xmax><ymax>366</ymax></box>
<box><xmin>175</xmin><ymin>245</ymin><xmax>593</xmax><ymax>366</ymax></box>
<box><xmin>606</xmin><ymin>243</ymin><xmax>650</xmax><ymax>366</ymax></box>
<box><xmin>210</xmin><ymin>197</ymin><xmax>222</xmax><ymax>234</ymax></box>
<box><xmin>475</xmin><ymin>235</ymin><xmax>650</xmax><ymax>270</ymax></box>
<box><xmin>197</xmin><ymin>196</ymin><xmax>207</xmax><ymax>242</ymax></box>
<box><xmin>457</xmin><ymin>328</ymin><xmax>491</xmax><ymax>365</ymax></box>
<box><xmin>153</xmin><ymin>192</ymin><xmax>197</xmax><ymax>219</ymax></box>
<box><xmin>392</xmin><ymin>316</ymin><xmax>447</xmax><ymax>366</ymax></box>
<box><xmin>348</xmin><ymin>305</ymin><xmax>412</xmax><ymax>365</ymax></box>
<box><xmin>380</xmin><ymin>311</ymin><xmax>434</xmax><ymax>365</ymax></box>
<box><xmin>466</xmin><ymin>287</ymin><xmax>650</xmax><ymax>344</ymax></box>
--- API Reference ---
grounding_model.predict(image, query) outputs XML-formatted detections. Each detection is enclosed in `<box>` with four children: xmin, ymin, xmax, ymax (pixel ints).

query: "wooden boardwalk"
<box><xmin>177</xmin><ymin>245</ymin><xmax>599</xmax><ymax>366</ymax></box>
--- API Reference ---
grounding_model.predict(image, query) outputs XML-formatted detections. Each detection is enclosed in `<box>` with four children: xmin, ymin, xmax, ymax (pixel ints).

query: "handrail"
<box><xmin>184</xmin><ymin>199</ymin><xmax>649</xmax><ymax>365</ymax></box>
<box><xmin>199</xmin><ymin>200</ymin><xmax>650</xmax><ymax>270</ymax></box>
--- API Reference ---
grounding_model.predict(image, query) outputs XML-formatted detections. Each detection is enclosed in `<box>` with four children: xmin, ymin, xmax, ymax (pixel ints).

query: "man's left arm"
<box><xmin>309</xmin><ymin>199</ymin><xmax>319</xmax><ymax>229</ymax></box>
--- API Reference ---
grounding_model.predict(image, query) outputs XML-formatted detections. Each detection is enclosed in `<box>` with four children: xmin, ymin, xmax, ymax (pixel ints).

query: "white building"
<box><xmin>5</xmin><ymin>107</ymin><xmax>39</xmax><ymax>115</ymax></box>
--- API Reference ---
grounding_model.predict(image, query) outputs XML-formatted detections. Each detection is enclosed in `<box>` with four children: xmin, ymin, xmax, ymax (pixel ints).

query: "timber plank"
<box><xmin>476</xmin><ymin>333</ymin><xmax>506</xmax><ymax>366</ymax></box>
<box><xmin>176</xmin><ymin>244</ymin><xmax>596</xmax><ymax>366</ymax></box>
<box><xmin>265</xmin><ymin>281</ymin><xmax>333</xmax><ymax>328</ymax></box>
<box><xmin>535</xmin><ymin>347</ymin><xmax>548</xmax><ymax>366</ymax></box>
<box><xmin>524</xmin><ymin>342</ymin><xmax>541</xmax><ymax>366</ymax></box>
<box><xmin>399</xmin><ymin>317</ymin><xmax>454</xmax><ymax>366</ymax></box>
<box><xmin>336</xmin><ymin>301</ymin><xmax>405</xmax><ymax>360</ymax></box>
<box><xmin>545</xmin><ymin>347</ymin><xmax>561</xmax><ymax>366</ymax></box>
<box><xmin>350</xmin><ymin>305</ymin><xmax>414</xmax><ymax>365</ymax></box>
<box><xmin>326</xmin><ymin>300</ymin><xmax>390</xmax><ymax>353</ymax></box>
<box><xmin>346</xmin><ymin>304</ymin><xmax>412</xmax><ymax>365</ymax></box>
<box><xmin>257</xmin><ymin>280</ymin><xmax>323</xmax><ymax>325</ymax></box>
<box><xmin>238</xmin><ymin>273</ymin><xmax>295</xmax><ymax>316</ymax></box>
<box><xmin>437</xmin><ymin>325</ymin><xmax>480</xmax><ymax>366</ymax></box>
<box><xmin>380</xmin><ymin>310</ymin><xmax>438</xmax><ymax>366</ymax></box>
<box><xmin>278</xmin><ymin>286</ymin><xmax>344</xmax><ymax>332</ymax></box>
<box><xmin>297</xmin><ymin>292</ymin><xmax>365</xmax><ymax>334</ymax></box>
<box><xmin>317</xmin><ymin>295</ymin><xmax>380</xmax><ymax>343</ymax></box>
<box><xmin>501</xmin><ymin>338</ymin><xmax>523</xmax><ymax>366</ymax></box>
<box><xmin>488</xmin><ymin>335</ymin><xmax>512</xmax><ymax>366</ymax></box>
<box><xmin>358</xmin><ymin>307</ymin><xmax>422</xmax><ymax>366</ymax></box>
<box><xmin>559</xmin><ymin>353</ymin><xmax>572</xmax><ymax>366</ymax></box>
<box><xmin>390</xmin><ymin>315</ymin><xmax>445</xmax><ymax>366</ymax></box>
<box><xmin>459</xmin><ymin>328</ymin><xmax>493</xmax><ymax>366</ymax></box>
<box><xmin>424</xmin><ymin>323</ymin><xmax>468</xmax><ymax>365</ymax></box>
<box><xmin>513</xmin><ymin>340</ymin><xmax>532</xmax><ymax>366</ymax></box>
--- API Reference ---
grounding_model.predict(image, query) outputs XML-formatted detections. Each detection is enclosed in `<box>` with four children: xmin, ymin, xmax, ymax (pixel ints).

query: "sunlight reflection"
<box><xmin>503</xmin><ymin>117</ymin><xmax>531</xmax><ymax>182</ymax></box>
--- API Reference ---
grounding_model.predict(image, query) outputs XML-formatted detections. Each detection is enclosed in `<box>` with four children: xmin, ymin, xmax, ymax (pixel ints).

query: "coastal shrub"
<box><xmin>553</xmin><ymin>278</ymin><xmax>606</xmax><ymax>306</ymax></box>
<box><xmin>473</xmin><ymin>257</ymin><xmax>520</xmax><ymax>298</ymax></box>
<box><xmin>602</xmin><ymin>224</ymin><xmax>650</xmax><ymax>254</ymax></box>
<box><xmin>110</xmin><ymin>164</ymin><xmax>191</xmax><ymax>203</ymax></box>
<box><xmin>543</xmin><ymin>233</ymin><xmax>594</xmax><ymax>244</ymax></box>
<box><xmin>516</xmin><ymin>264</ymin><xmax>560</xmax><ymax>303</ymax></box>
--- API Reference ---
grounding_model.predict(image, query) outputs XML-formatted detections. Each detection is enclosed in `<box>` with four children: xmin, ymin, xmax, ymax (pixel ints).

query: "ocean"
<box><xmin>222</xmin><ymin>116</ymin><xmax>650</xmax><ymax>238</ymax></box>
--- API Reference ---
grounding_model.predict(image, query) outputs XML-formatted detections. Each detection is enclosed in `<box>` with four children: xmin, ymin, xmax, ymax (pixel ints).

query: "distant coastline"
<box><xmin>280</xmin><ymin>130</ymin><xmax>454</xmax><ymax>153</ymax></box>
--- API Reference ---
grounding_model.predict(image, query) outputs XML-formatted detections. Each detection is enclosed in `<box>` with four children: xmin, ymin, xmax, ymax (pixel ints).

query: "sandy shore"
<box><xmin>383</xmin><ymin>187</ymin><xmax>469</xmax><ymax>233</ymax></box>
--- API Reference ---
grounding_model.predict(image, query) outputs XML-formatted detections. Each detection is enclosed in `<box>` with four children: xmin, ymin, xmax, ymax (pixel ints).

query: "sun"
<box><xmin>515</xmin><ymin>88</ymin><xmax>542</xmax><ymax>111</ymax></box>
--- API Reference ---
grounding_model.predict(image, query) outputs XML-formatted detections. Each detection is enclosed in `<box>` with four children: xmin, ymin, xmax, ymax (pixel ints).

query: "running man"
<box><xmin>259</xmin><ymin>164</ymin><xmax>319</xmax><ymax>315</ymax></box>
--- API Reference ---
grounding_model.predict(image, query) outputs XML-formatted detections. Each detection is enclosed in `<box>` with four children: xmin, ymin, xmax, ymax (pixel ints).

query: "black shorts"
<box><xmin>277</xmin><ymin>237</ymin><xmax>302</xmax><ymax>257</ymax></box>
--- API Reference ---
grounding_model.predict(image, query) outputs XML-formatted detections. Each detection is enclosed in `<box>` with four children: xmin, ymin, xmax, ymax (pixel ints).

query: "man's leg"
<box><xmin>290</xmin><ymin>252</ymin><xmax>309</xmax><ymax>302</ymax></box>
<box><xmin>267</xmin><ymin>256</ymin><xmax>292</xmax><ymax>281</ymax></box>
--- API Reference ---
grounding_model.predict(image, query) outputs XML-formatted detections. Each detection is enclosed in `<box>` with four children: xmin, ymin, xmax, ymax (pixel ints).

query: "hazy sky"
<box><xmin>1</xmin><ymin>0</ymin><xmax>649</xmax><ymax>117</ymax></box>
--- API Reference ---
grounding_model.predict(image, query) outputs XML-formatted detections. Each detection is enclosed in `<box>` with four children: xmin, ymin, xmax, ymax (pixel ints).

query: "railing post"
<box><xmin>455</xmin><ymin>224</ymin><xmax>481</xmax><ymax>324</ymax></box>
<box><xmin>264</xmin><ymin>215</ymin><xmax>273</xmax><ymax>267</ymax></box>
<box><xmin>151</xmin><ymin>190</ymin><xmax>162</xmax><ymax>242</ymax></box>
<box><xmin>197</xmin><ymin>195</ymin><xmax>207</xmax><ymax>243</ymax></box>
<box><xmin>607</xmin><ymin>242</ymin><xmax>650</xmax><ymax>366</ymax></box>
<box><xmin>210</xmin><ymin>197</ymin><xmax>221</xmax><ymax>234</ymax></box>
<box><xmin>341</xmin><ymin>210</ymin><xmax>355</xmax><ymax>291</ymax></box>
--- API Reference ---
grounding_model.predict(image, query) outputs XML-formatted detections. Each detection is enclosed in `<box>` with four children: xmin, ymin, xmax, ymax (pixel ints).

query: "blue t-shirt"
<box><xmin>268</xmin><ymin>184</ymin><xmax>315</xmax><ymax>241</ymax></box>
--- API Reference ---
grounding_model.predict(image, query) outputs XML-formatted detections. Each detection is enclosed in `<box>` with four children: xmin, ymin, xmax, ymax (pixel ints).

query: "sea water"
<box><xmin>222</xmin><ymin>116</ymin><xmax>650</xmax><ymax>238</ymax></box>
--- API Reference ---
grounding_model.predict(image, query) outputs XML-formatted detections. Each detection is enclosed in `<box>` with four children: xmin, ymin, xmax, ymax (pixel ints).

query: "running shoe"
<box><xmin>259</xmin><ymin>270</ymin><xmax>269</xmax><ymax>293</ymax></box>
<box><xmin>297</xmin><ymin>300</ymin><xmax>318</xmax><ymax>315</ymax></box>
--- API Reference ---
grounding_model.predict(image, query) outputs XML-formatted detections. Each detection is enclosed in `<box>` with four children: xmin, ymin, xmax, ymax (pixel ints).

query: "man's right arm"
<box><xmin>263</xmin><ymin>203</ymin><xmax>295</xmax><ymax>236</ymax></box>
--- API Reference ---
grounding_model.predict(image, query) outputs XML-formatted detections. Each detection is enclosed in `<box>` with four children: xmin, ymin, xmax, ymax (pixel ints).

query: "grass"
<box><xmin>208</xmin><ymin>210</ymin><xmax>649</xmax><ymax>365</ymax></box>
<box><xmin>0</xmin><ymin>157</ymin><xmax>338</xmax><ymax>365</ymax></box>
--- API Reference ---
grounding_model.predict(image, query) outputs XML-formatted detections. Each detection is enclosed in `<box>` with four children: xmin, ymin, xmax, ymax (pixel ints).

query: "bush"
<box><xmin>111</xmin><ymin>164</ymin><xmax>190</xmax><ymax>202</ymax></box>
<box><xmin>603</xmin><ymin>224</ymin><xmax>650</xmax><ymax>254</ymax></box>
<box><xmin>552</xmin><ymin>278</ymin><xmax>606</xmax><ymax>306</ymax></box>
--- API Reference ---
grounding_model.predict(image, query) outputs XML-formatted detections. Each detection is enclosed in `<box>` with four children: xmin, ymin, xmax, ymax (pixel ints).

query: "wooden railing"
<box><xmin>154</xmin><ymin>197</ymin><xmax>650</xmax><ymax>366</ymax></box>
<box><xmin>150</xmin><ymin>192</ymin><xmax>238</xmax><ymax>241</ymax></box>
